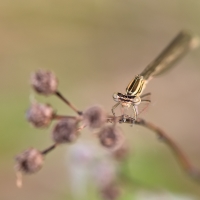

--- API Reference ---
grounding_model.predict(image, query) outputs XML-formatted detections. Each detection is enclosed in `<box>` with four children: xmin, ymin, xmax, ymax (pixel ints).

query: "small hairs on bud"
<box><xmin>15</xmin><ymin>148</ymin><xmax>44</xmax><ymax>174</ymax></box>
<box><xmin>31</xmin><ymin>70</ymin><xmax>58</xmax><ymax>95</ymax></box>
<box><xmin>83</xmin><ymin>105</ymin><xmax>106</xmax><ymax>129</ymax></box>
<box><xmin>98</xmin><ymin>125</ymin><xmax>124</xmax><ymax>151</ymax></box>
<box><xmin>52</xmin><ymin>118</ymin><xmax>79</xmax><ymax>143</ymax></box>
<box><xmin>26</xmin><ymin>103</ymin><xmax>54</xmax><ymax>128</ymax></box>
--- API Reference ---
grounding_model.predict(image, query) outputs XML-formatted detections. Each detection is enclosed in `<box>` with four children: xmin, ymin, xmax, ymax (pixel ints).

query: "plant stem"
<box><xmin>107</xmin><ymin>116</ymin><xmax>200</xmax><ymax>181</ymax></box>
<box><xmin>55</xmin><ymin>91</ymin><xmax>82</xmax><ymax>115</ymax></box>
<box><xmin>41</xmin><ymin>144</ymin><xmax>57</xmax><ymax>155</ymax></box>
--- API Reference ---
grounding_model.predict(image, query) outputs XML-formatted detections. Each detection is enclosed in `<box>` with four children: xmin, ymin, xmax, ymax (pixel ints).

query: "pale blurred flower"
<box><xmin>92</xmin><ymin>159</ymin><xmax>116</xmax><ymax>189</ymax></box>
<box><xmin>66</xmin><ymin>141</ymin><xmax>117</xmax><ymax>199</ymax></box>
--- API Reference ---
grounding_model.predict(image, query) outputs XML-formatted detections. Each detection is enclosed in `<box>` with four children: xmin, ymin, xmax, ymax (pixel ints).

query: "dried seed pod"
<box><xmin>26</xmin><ymin>102</ymin><xmax>54</xmax><ymax>128</ymax></box>
<box><xmin>15</xmin><ymin>148</ymin><xmax>44</xmax><ymax>174</ymax></box>
<box><xmin>83</xmin><ymin>105</ymin><xmax>106</xmax><ymax>129</ymax></box>
<box><xmin>31</xmin><ymin>70</ymin><xmax>58</xmax><ymax>95</ymax></box>
<box><xmin>98</xmin><ymin>125</ymin><xmax>124</xmax><ymax>151</ymax></box>
<box><xmin>52</xmin><ymin>118</ymin><xmax>78</xmax><ymax>143</ymax></box>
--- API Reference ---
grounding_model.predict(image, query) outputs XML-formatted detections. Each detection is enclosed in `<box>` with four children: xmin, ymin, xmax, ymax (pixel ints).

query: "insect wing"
<box><xmin>140</xmin><ymin>30</ymin><xmax>199</xmax><ymax>81</ymax></box>
<box><xmin>137</xmin><ymin>93</ymin><xmax>151</xmax><ymax>116</ymax></box>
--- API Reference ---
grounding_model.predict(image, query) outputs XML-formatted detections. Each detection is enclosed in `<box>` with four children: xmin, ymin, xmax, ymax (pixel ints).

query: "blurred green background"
<box><xmin>1</xmin><ymin>0</ymin><xmax>200</xmax><ymax>199</ymax></box>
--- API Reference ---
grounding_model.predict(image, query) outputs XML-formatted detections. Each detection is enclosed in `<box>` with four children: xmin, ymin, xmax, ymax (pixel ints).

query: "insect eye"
<box><xmin>113</xmin><ymin>93</ymin><xmax>120</xmax><ymax>102</ymax></box>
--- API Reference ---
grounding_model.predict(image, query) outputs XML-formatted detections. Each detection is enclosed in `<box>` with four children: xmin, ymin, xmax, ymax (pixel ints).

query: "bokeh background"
<box><xmin>1</xmin><ymin>1</ymin><xmax>200</xmax><ymax>200</ymax></box>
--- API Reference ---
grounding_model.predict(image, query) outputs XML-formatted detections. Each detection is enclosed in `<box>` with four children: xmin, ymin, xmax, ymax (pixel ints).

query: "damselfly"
<box><xmin>112</xmin><ymin>30</ymin><xmax>199</xmax><ymax>121</ymax></box>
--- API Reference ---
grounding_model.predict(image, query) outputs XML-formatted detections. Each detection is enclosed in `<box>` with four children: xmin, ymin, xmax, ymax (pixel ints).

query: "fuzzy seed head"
<box><xmin>52</xmin><ymin>118</ymin><xmax>78</xmax><ymax>143</ymax></box>
<box><xmin>83</xmin><ymin>105</ymin><xmax>106</xmax><ymax>129</ymax></box>
<box><xmin>15</xmin><ymin>148</ymin><xmax>44</xmax><ymax>174</ymax></box>
<box><xmin>98</xmin><ymin>125</ymin><xmax>124</xmax><ymax>151</ymax></box>
<box><xmin>26</xmin><ymin>103</ymin><xmax>54</xmax><ymax>128</ymax></box>
<box><xmin>31</xmin><ymin>70</ymin><xmax>58</xmax><ymax>95</ymax></box>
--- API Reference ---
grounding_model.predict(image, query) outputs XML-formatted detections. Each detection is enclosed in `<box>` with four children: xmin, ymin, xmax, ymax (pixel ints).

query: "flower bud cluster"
<box><xmin>15</xmin><ymin>69</ymin><xmax>127</xmax><ymax>194</ymax></box>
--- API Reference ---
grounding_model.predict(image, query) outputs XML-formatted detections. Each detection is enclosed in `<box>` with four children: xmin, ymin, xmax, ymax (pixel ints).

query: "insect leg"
<box><xmin>132</xmin><ymin>105</ymin><xmax>138</xmax><ymax>121</ymax></box>
<box><xmin>141</xmin><ymin>99</ymin><xmax>151</xmax><ymax>103</ymax></box>
<box><xmin>140</xmin><ymin>92</ymin><xmax>151</xmax><ymax>99</ymax></box>
<box><xmin>112</xmin><ymin>102</ymin><xmax>120</xmax><ymax>116</ymax></box>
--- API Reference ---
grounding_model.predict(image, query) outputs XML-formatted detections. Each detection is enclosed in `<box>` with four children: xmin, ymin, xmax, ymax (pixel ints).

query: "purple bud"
<box><xmin>98</xmin><ymin>125</ymin><xmax>124</xmax><ymax>151</ymax></box>
<box><xmin>31</xmin><ymin>70</ymin><xmax>58</xmax><ymax>95</ymax></box>
<box><xmin>52</xmin><ymin>118</ymin><xmax>79</xmax><ymax>144</ymax></box>
<box><xmin>83</xmin><ymin>105</ymin><xmax>106</xmax><ymax>129</ymax></box>
<box><xmin>15</xmin><ymin>148</ymin><xmax>44</xmax><ymax>174</ymax></box>
<box><xmin>26</xmin><ymin>102</ymin><xmax>54</xmax><ymax>128</ymax></box>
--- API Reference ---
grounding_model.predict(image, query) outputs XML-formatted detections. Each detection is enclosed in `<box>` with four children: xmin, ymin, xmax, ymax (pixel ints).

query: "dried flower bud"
<box><xmin>31</xmin><ymin>70</ymin><xmax>58</xmax><ymax>95</ymax></box>
<box><xmin>98</xmin><ymin>125</ymin><xmax>124</xmax><ymax>151</ymax></box>
<box><xmin>100</xmin><ymin>183</ymin><xmax>120</xmax><ymax>200</ymax></box>
<box><xmin>15</xmin><ymin>148</ymin><xmax>44</xmax><ymax>174</ymax></box>
<box><xmin>52</xmin><ymin>118</ymin><xmax>78</xmax><ymax>143</ymax></box>
<box><xmin>83</xmin><ymin>105</ymin><xmax>106</xmax><ymax>129</ymax></box>
<box><xmin>26</xmin><ymin>103</ymin><xmax>54</xmax><ymax>128</ymax></box>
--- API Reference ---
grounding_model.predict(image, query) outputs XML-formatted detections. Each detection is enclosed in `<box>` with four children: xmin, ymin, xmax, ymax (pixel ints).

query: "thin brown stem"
<box><xmin>55</xmin><ymin>91</ymin><xmax>82</xmax><ymax>115</ymax></box>
<box><xmin>135</xmin><ymin>118</ymin><xmax>200</xmax><ymax>181</ymax></box>
<box><xmin>41</xmin><ymin>144</ymin><xmax>57</xmax><ymax>155</ymax></box>
<box><xmin>52</xmin><ymin>114</ymin><xmax>78</xmax><ymax>120</ymax></box>
<box><xmin>107</xmin><ymin>116</ymin><xmax>200</xmax><ymax>181</ymax></box>
<box><xmin>107</xmin><ymin>115</ymin><xmax>121</xmax><ymax>122</ymax></box>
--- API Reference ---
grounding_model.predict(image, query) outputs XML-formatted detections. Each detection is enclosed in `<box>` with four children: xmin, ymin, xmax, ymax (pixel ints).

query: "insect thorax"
<box><xmin>126</xmin><ymin>75</ymin><xmax>146</xmax><ymax>96</ymax></box>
